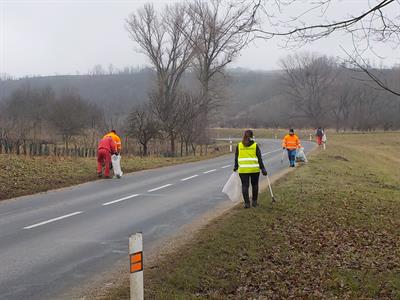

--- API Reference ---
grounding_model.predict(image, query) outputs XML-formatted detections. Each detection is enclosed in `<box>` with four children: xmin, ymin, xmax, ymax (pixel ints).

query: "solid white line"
<box><xmin>203</xmin><ymin>169</ymin><xmax>217</xmax><ymax>174</ymax></box>
<box><xmin>148</xmin><ymin>184</ymin><xmax>172</xmax><ymax>192</ymax></box>
<box><xmin>23</xmin><ymin>211</ymin><xmax>83</xmax><ymax>229</ymax></box>
<box><xmin>181</xmin><ymin>175</ymin><xmax>199</xmax><ymax>181</ymax></box>
<box><xmin>262</xmin><ymin>148</ymin><xmax>282</xmax><ymax>157</ymax></box>
<box><xmin>102</xmin><ymin>194</ymin><xmax>139</xmax><ymax>206</ymax></box>
<box><xmin>221</xmin><ymin>165</ymin><xmax>232</xmax><ymax>169</ymax></box>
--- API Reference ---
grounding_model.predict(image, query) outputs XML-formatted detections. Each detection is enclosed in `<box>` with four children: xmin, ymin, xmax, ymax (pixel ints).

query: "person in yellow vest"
<box><xmin>233</xmin><ymin>130</ymin><xmax>267</xmax><ymax>208</ymax></box>
<box><xmin>282</xmin><ymin>128</ymin><xmax>302</xmax><ymax>168</ymax></box>
<box><xmin>103</xmin><ymin>130</ymin><xmax>121</xmax><ymax>153</ymax></box>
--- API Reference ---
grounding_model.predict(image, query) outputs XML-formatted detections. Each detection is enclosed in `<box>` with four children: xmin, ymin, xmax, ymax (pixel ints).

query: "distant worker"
<box><xmin>103</xmin><ymin>130</ymin><xmax>122</xmax><ymax>154</ymax></box>
<box><xmin>282</xmin><ymin>129</ymin><xmax>302</xmax><ymax>168</ymax></box>
<box><xmin>233</xmin><ymin>130</ymin><xmax>268</xmax><ymax>208</ymax></box>
<box><xmin>97</xmin><ymin>136</ymin><xmax>117</xmax><ymax>178</ymax></box>
<box><xmin>315</xmin><ymin>127</ymin><xmax>324</xmax><ymax>146</ymax></box>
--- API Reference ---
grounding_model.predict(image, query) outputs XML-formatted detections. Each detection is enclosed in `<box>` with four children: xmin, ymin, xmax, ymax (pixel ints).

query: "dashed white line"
<box><xmin>102</xmin><ymin>194</ymin><xmax>140</xmax><ymax>206</ymax></box>
<box><xmin>221</xmin><ymin>165</ymin><xmax>232</xmax><ymax>169</ymax></box>
<box><xmin>23</xmin><ymin>211</ymin><xmax>83</xmax><ymax>229</ymax></box>
<box><xmin>262</xmin><ymin>148</ymin><xmax>282</xmax><ymax>157</ymax></box>
<box><xmin>148</xmin><ymin>184</ymin><xmax>172</xmax><ymax>192</ymax></box>
<box><xmin>203</xmin><ymin>169</ymin><xmax>217</xmax><ymax>174</ymax></box>
<box><xmin>181</xmin><ymin>175</ymin><xmax>199</xmax><ymax>181</ymax></box>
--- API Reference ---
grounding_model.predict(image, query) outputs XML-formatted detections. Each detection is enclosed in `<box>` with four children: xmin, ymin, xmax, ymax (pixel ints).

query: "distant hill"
<box><xmin>0</xmin><ymin>69</ymin><xmax>283</xmax><ymax>122</ymax></box>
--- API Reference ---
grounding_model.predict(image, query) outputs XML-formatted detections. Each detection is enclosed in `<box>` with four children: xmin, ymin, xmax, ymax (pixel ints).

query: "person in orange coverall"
<box><xmin>97</xmin><ymin>136</ymin><xmax>117</xmax><ymax>178</ymax></box>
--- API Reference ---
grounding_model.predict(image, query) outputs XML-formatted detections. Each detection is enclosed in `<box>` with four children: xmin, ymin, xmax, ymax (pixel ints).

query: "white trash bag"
<box><xmin>111</xmin><ymin>154</ymin><xmax>123</xmax><ymax>178</ymax></box>
<box><xmin>222</xmin><ymin>172</ymin><xmax>242</xmax><ymax>202</ymax></box>
<box><xmin>295</xmin><ymin>147</ymin><xmax>308</xmax><ymax>163</ymax></box>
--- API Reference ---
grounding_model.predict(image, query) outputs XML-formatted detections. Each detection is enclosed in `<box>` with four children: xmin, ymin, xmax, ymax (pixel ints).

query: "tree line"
<box><xmin>225</xmin><ymin>53</ymin><xmax>400</xmax><ymax>132</ymax></box>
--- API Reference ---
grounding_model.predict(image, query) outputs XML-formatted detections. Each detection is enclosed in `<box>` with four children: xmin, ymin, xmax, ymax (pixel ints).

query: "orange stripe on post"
<box><xmin>130</xmin><ymin>262</ymin><xmax>143</xmax><ymax>273</ymax></box>
<box><xmin>130</xmin><ymin>252</ymin><xmax>142</xmax><ymax>264</ymax></box>
<box><xmin>130</xmin><ymin>251</ymin><xmax>143</xmax><ymax>273</ymax></box>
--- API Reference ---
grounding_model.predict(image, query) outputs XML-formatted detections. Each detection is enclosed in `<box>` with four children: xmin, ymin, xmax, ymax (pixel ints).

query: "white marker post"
<box><xmin>129</xmin><ymin>233</ymin><xmax>143</xmax><ymax>300</ymax></box>
<box><xmin>309</xmin><ymin>133</ymin><xmax>312</xmax><ymax>141</ymax></box>
<box><xmin>229</xmin><ymin>138</ymin><xmax>232</xmax><ymax>153</ymax></box>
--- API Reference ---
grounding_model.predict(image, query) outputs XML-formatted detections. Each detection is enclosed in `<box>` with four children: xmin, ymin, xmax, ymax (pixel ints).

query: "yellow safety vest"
<box><xmin>238</xmin><ymin>142</ymin><xmax>260</xmax><ymax>174</ymax></box>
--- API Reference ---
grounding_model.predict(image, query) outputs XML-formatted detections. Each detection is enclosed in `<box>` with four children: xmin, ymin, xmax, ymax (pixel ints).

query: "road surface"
<box><xmin>0</xmin><ymin>139</ymin><xmax>315</xmax><ymax>299</ymax></box>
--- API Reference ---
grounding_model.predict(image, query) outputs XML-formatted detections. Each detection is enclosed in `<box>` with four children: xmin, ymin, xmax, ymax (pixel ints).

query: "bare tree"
<box><xmin>280</xmin><ymin>53</ymin><xmax>338</xmax><ymax>127</ymax></box>
<box><xmin>128</xmin><ymin>103</ymin><xmax>160</xmax><ymax>156</ymax></box>
<box><xmin>186</xmin><ymin>0</ymin><xmax>256</xmax><ymax>115</ymax></box>
<box><xmin>329</xmin><ymin>75</ymin><xmax>356</xmax><ymax>132</ymax></box>
<box><xmin>126</xmin><ymin>4</ymin><xmax>195</xmax><ymax>154</ymax></box>
<box><xmin>2</xmin><ymin>85</ymin><xmax>56</xmax><ymax>153</ymax></box>
<box><xmin>176</xmin><ymin>91</ymin><xmax>204</xmax><ymax>156</ymax></box>
<box><xmin>252</xmin><ymin>0</ymin><xmax>400</xmax><ymax>96</ymax></box>
<box><xmin>49</xmin><ymin>90</ymin><xmax>92</xmax><ymax>150</ymax></box>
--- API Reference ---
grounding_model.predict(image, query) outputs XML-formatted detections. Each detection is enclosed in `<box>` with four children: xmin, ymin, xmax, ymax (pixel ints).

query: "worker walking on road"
<box><xmin>97</xmin><ymin>136</ymin><xmax>117</xmax><ymax>178</ymax></box>
<box><xmin>282</xmin><ymin>129</ymin><xmax>302</xmax><ymax>168</ymax></box>
<box><xmin>234</xmin><ymin>130</ymin><xmax>268</xmax><ymax>208</ymax></box>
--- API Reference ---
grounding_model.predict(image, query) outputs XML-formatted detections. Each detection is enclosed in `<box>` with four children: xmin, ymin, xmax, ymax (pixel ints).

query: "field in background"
<box><xmin>102</xmin><ymin>132</ymin><xmax>399</xmax><ymax>299</ymax></box>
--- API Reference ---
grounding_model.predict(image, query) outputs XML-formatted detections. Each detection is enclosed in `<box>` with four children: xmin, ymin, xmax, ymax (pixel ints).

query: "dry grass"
<box><xmin>137</xmin><ymin>132</ymin><xmax>400</xmax><ymax>299</ymax></box>
<box><xmin>0</xmin><ymin>151</ymin><xmax>226</xmax><ymax>201</ymax></box>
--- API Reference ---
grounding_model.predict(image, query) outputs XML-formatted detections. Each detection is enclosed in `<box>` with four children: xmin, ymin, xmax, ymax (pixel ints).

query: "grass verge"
<box><xmin>106</xmin><ymin>132</ymin><xmax>399</xmax><ymax>299</ymax></box>
<box><xmin>0</xmin><ymin>151</ymin><xmax>226</xmax><ymax>201</ymax></box>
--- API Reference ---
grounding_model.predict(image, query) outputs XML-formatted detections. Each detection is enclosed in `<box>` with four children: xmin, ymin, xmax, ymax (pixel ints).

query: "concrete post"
<box><xmin>229</xmin><ymin>138</ymin><xmax>232</xmax><ymax>153</ymax></box>
<box><xmin>129</xmin><ymin>233</ymin><xmax>143</xmax><ymax>300</ymax></box>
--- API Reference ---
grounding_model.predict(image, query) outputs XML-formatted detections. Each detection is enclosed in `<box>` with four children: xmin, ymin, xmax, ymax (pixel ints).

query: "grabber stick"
<box><xmin>280</xmin><ymin>149</ymin><xmax>285</xmax><ymax>164</ymax></box>
<box><xmin>266</xmin><ymin>174</ymin><xmax>276</xmax><ymax>203</ymax></box>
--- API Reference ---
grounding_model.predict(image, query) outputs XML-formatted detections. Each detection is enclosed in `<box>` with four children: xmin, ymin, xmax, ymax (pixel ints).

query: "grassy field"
<box><xmin>105</xmin><ymin>132</ymin><xmax>400</xmax><ymax>299</ymax></box>
<box><xmin>0</xmin><ymin>149</ymin><xmax>227</xmax><ymax>201</ymax></box>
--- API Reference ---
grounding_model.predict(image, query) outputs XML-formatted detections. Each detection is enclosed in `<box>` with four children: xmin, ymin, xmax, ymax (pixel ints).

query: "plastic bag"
<box><xmin>295</xmin><ymin>147</ymin><xmax>308</xmax><ymax>162</ymax></box>
<box><xmin>222</xmin><ymin>172</ymin><xmax>242</xmax><ymax>202</ymax></box>
<box><xmin>111</xmin><ymin>154</ymin><xmax>123</xmax><ymax>178</ymax></box>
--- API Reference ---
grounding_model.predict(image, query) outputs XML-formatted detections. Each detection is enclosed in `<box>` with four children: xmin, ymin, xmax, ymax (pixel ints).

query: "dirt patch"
<box><xmin>331</xmin><ymin>155</ymin><xmax>350</xmax><ymax>162</ymax></box>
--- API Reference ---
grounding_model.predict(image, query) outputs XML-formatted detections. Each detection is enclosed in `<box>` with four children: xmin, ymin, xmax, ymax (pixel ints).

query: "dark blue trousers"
<box><xmin>287</xmin><ymin>149</ymin><xmax>297</xmax><ymax>167</ymax></box>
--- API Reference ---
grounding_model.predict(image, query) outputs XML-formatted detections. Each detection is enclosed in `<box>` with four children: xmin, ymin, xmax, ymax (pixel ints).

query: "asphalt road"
<box><xmin>0</xmin><ymin>139</ymin><xmax>315</xmax><ymax>300</ymax></box>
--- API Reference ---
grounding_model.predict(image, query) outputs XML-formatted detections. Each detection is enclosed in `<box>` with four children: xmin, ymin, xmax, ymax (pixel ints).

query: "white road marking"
<box><xmin>221</xmin><ymin>165</ymin><xmax>232</xmax><ymax>169</ymax></box>
<box><xmin>181</xmin><ymin>175</ymin><xmax>199</xmax><ymax>181</ymax></box>
<box><xmin>148</xmin><ymin>184</ymin><xmax>172</xmax><ymax>192</ymax></box>
<box><xmin>203</xmin><ymin>169</ymin><xmax>217</xmax><ymax>174</ymax></box>
<box><xmin>102</xmin><ymin>194</ymin><xmax>140</xmax><ymax>206</ymax></box>
<box><xmin>23</xmin><ymin>211</ymin><xmax>83</xmax><ymax>229</ymax></box>
<box><xmin>262</xmin><ymin>148</ymin><xmax>282</xmax><ymax>157</ymax></box>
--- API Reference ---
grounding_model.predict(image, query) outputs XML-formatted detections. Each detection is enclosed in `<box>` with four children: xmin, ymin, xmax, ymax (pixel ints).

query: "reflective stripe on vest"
<box><xmin>238</xmin><ymin>142</ymin><xmax>260</xmax><ymax>174</ymax></box>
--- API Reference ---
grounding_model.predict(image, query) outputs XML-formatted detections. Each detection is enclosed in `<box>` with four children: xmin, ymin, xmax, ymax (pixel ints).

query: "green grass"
<box><xmin>0</xmin><ymin>150</ymin><xmax>227</xmax><ymax>201</ymax></box>
<box><xmin>134</xmin><ymin>132</ymin><xmax>399</xmax><ymax>299</ymax></box>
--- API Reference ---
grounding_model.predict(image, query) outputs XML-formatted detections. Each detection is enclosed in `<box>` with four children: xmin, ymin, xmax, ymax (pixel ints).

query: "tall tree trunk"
<box><xmin>170</xmin><ymin>133</ymin><xmax>175</xmax><ymax>156</ymax></box>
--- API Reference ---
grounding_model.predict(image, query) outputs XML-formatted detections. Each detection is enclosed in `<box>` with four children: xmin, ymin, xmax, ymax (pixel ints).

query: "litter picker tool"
<box><xmin>266</xmin><ymin>174</ymin><xmax>276</xmax><ymax>203</ymax></box>
<box><xmin>280</xmin><ymin>149</ymin><xmax>285</xmax><ymax>164</ymax></box>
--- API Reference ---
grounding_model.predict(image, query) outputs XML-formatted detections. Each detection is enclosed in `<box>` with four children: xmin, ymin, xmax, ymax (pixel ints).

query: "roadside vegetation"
<box><xmin>0</xmin><ymin>146</ymin><xmax>227</xmax><ymax>201</ymax></box>
<box><xmin>104</xmin><ymin>132</ymin><xmax>400</xmax><ymax>299</ymax></box>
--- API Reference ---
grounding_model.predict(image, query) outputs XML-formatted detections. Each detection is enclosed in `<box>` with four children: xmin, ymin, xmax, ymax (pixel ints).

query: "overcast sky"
<box><xmin>1</xmin><ymin>0</ymin><xmax>399</xmax><ymax>78</ymax></box>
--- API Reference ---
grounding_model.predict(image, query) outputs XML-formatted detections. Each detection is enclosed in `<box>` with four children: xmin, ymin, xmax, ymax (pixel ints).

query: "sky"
<box><xmin>1</xmin><ymin>0</ymin><xmax>399</xmax><ymax>78</ymax></box>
